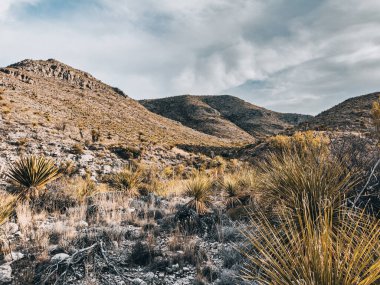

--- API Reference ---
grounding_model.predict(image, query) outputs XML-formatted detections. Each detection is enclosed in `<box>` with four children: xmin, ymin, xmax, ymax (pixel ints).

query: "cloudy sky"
<box><xmin>1</xmin><ymin>0</ymin><xmax>380</xmax><ymax>114</ymax></box>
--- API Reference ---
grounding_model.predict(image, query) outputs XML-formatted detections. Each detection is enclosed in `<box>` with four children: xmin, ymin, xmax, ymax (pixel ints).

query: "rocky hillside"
<box><xmin>0</xmin><ymin>59</ymin><xmax>229</xmax><ymax>148</ymax></box>
<box><xmin>140</xmin><ymin>95</ymin><xmax>311</xmax><ymax>139</ymax></box>
<box><xmin>297</xmin><ymin>92</ymin><xmax>380</xmax><ymax>133</ymax></box>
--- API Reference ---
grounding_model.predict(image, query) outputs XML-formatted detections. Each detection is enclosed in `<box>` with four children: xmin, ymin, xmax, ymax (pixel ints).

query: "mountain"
<box><xmin>297</xmin><ymin>92</ymin><xmax>380</xmax><ymax>133</ymax></box>
<box><xmin>140</xmin><ymin>95</ymin><xmax>311</xmax><ymax>139</ymax></box>
<box><xmin>0</xmin><ymin>59</ymin><xmax>230</xmax><ymax>149</ymax></box>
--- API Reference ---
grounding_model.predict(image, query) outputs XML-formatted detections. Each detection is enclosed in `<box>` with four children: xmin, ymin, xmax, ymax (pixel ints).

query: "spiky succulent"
<box><xmin>184</xmin><ymin>175</ymin><xmax>213</xmax><ymax>214</ymax></box>
<box><xmin>7</xmin><ymin>156</ymin><xmax>61</xmax><ymax>199</ymax></box>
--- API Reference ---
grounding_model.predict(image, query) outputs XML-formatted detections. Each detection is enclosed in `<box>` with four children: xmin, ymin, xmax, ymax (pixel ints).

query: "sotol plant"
<box><xmin>241</xmin><ymin>202</ymin><xmax>380</xmax><ymax>285</ymax></box>
<box><xmin>258</xmin><ymin>147</ymin><xmax>357</xmax><ymax>223</ymax></box>
<box><xmin>7</xmin><ymin>155</ymin><xmax>62</xmax><ymax>200</ymax></box>
<box><xmin>184</xmin><ymin>174</ymin><xmax>213</xmax><ymax>214</ymax></box>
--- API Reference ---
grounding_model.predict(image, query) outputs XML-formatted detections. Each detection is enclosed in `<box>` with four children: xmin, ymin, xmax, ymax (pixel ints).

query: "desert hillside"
<box><xmin>140</xmin><ymin>95</ymin><xmax>311</xmax><ymax>139</ymax></box>
<box><xmin>0</xmin><ymin>59</ymin><xmax>231</xmax><ymax>149</ymax></box>
<box><xmin>297</xmin><ymin>92</ymin><xmax>380</xmax><ymax>133</ymax></box>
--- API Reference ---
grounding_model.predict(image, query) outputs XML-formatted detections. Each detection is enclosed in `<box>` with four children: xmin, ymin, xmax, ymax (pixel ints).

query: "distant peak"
<box><xmin>8</xmin><ymin>58</ymin><xmax>72</xmax><ymax>70</ymax></box>
<box><xmin>2</xmin><ymin>59</ymin><xmax>127</xmax><ymax>97</ymax></box>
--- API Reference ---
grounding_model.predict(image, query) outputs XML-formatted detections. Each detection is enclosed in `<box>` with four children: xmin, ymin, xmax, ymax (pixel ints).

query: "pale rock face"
<box><xmin>77</xmin><ymin>220</ymin><xmax>89</xmax><ymax>228</ymax></box>
<box><xmin>0</xmin><ymin>263</ymin><xmax>12</xmax><ymax>284</ymax></box>
<box><xmin>4</xmin><ymin>223</ymin><xmax>19</xmax><ymax>235</ymax></box>
<box><xmin>51</xmin><ymin>253</ymin><xmax>70</xmax><ymax>263</ymax></box>
<box><xmin>4</xmin><ymin>252</ymin><xmax>24</xmax><ymax>263</ymax></box>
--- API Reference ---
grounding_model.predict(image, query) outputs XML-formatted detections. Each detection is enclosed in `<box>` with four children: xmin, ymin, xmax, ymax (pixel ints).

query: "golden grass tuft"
<box><xmin>257</xmin><ymin>147</ymin><xmax>358</xmax><ymax>222</ymax></box>
<box><xmin>241</xmin><ymin>202</ymin><xmax>380</xmax><ymax>285</ymax></box>
<box><xmin>184</xmin><ymin>174</ymin><xmax>213</xmax><ymax>214</ymax></box>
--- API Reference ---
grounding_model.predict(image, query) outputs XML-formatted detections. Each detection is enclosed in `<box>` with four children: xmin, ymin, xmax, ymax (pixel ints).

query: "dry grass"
<box><xmin>257</xmin><ymin>147</ymin><xmax>358</xmax><ymax>223</ymax></box>
<box><xmin>108</xmin><ymin>166</ymin><xmax>144</xmax><ymax>196</ymax></box>
<box><xmin>241</xmin><ymin>202</ymin><xmax>380</xmax><ymax>285</ymax></box>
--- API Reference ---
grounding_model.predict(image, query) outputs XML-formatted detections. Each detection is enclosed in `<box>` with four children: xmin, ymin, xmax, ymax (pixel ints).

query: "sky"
<box><xmin>1</xmin><ymin>0</ymin><xmax>380</xmax><ymax>115</ymax></box>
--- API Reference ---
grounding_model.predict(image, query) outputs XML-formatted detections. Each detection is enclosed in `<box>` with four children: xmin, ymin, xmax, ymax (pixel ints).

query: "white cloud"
<box><xmin>0</xmin><ymin>0</ymin><xmax>379</xmax><ymax>114</ymax></box>
<box><xmin>0</xmin><ymin>0</ymin><xmax>40</xmax><ymax>20</ymax></box>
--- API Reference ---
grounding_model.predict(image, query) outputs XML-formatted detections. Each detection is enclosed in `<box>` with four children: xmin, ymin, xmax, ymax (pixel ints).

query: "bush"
<box><xmin>71</xmin><ymin>143</ymin><xmax>84</xmax><ymax>154</ymax></box>
<box><xmin>268</xmin><ymin>131</ymin><xmax>330</xmax><ymax>155</ymax></box>
<box><xmin>258</xmin><ymin>147</ymin><xmax>357</xmax><ymax>223</ymax></box>
<box><xmin>7</xmin><ymin>156</ymin><xmax>62</xmax><ymax>200</ymax></box>
<box><xmin>240</xmin><ymin>203</ymin><xmax>380</xmax><ymax>284</ymax></box>
<box><xmin>129</xmin><ymin>241</ymin><xmax>153</xmax><ymax>266</ymax></box>
<box><xmin>108</xmin><ymin>166</ymin><xmax>143</xmax><ymax>196</ymax></box>
<box><xmin>109</xmin><ymin>145</ymin><xmax>141</xmax><ymax>160</ymax></box>
<box><xmin>184</xmin><ymin>174</ymin><xmax>213</xmax><ymax>214</ymax></box>
<box><xmin>220</xmin><ymin>176</ymin><xmax>245</xmax><ymax>208</ymax></box>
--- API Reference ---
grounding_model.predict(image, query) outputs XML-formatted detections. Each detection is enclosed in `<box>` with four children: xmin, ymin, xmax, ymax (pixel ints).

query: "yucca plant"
<box><xmin>7</xmin><ymin>156</ymin><xmax>62</xmax><ymax>200</ymax></box>
<box><xmin>184</xmin><ymin>175</ymin><xmax>213</xmax><ymax>214</ymax></box>
<box><xmin>258</xmin><ymin>148</ymin><xmax>358</xmax><ymax>223</ymax></box>
<box><xmin>240</xmin><ymin>201</ymin><xmax>380</xmax><ymax>285</ymax></box>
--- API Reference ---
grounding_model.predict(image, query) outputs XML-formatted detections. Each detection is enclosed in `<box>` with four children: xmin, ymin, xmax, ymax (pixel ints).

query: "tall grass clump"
<box><xmin>221</xmin><ymin>176</ymin><xmax>243</xmax><ymax>208</ymax></box>
<box><xmin>109</xmin><ymin>166</ymin><xmax>143</xmax><ymax>196</ymax></box>
<box><xmin>258</xmin><ymin>146</ymin><xmax>358</xmax><ymax>223</ymax></box>
<box><xmin>184</xmin><ymin>174</ymin><xmax>213</xmax><ymax>214</ymax></box>
<box><xmin>7</xmin><ymin>155</ymin><xmax>62</xmax><ymax>200</ymax></box>
<box><xmin>240</xmin><ymin>202</ymin><xmax>380</xmax><ymax>285</ymax></box>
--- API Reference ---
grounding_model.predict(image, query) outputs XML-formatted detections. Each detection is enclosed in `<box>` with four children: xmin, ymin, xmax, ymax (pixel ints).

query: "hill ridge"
<box><xmin>140</xmin><ymin>94</ymin><xmax>311</xmax><ymax>139</ymax></box>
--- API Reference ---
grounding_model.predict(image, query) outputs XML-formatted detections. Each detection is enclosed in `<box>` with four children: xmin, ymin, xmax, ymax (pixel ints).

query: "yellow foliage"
<box><xmin>269</xmin><ymin>131</ymin><xmax>330</xmax><ymax>155</ymax></box>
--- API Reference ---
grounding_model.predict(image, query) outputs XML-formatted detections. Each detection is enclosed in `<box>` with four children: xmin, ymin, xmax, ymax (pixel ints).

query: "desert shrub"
<box><xmin>6</xmin><ymin>156</ymin><xmax>62</xmax><ymax>200</ymax></box>
<box><xmin>109</xmin><ymin>145</ymin><xmax>141</xmax><ymax>160</ymax></box>
<box><xmin>258</xmin><ymin>147</ymin><xmax>357</xmax><ymax>223</ymax></box>
<box><xmin>220</xmin><ymin>246</ymin><xmax>243</xmax><ymax>269</ymax></box>
<box><xmin>183</xmin><ymin>239</ymin><xmax>208</xmax><ymax>266</ymax></box>
<box><xmin>59</xmin><ymin>160</ymin><xmax>77</xmax><ymax>176</ymax></box>
<box><xmin>184</xmin><ymin>174</ymin><xmax>213</xmax><ymax>214</ymax></box>
<box><xmin>0</xmin><ymin>192</ymin><xmax>18</xmax><ymax>225</ymax></box>
<box><xmin>76</xmin><ymin>177</ymin><xmax>98</xmax><ymax>200</ymax></box>
<box><xmin>108</xmin><ymin>166</ymin><xmax>143</xmax><ymax>196</ymax></box>
<box><xmin>240</xmin><ymin>203</ymin><xmax>380</xmax><ymax>284</ymax></box>
<box><xmin>201</xmin><ymin>263</ymin><xmax>220</xmax><ymax>282</ymax></box>
<box><xmin>129</xmin><ymin>241</ymin><xmax>154</xmax><ymax>266</ymax></box>
<box><xmin>371</xmin><ymin>97</ymin><xmax>380</xmax><ymax>134</ymax></box>
<box><xmin>31</xmin><ymin>190</ymin><xmax>77</xmax><ymax>213</ymax></box>
<box><xmin>268</xmin><ymin>131</ymin><xmax>330</xmax><ymax>155</ymax></box>
<box><xmin>173</xmin><ymin>205</ymin><xmax>201</xmax><ymax>234</ymax></box>
<box><xmin>220</xmin><ymin>176</ymin><xmax>246</xmax><ymax>208</ymax></box>
<box><xmin>71</xmin><ymin>143</ymin><xmax>84</xmax><ymax>154</ymax></box>
<box><xmin>217</xmin><ymin>269</ymin><xmax>247</xmax><ymax>285</ymax></box>
<box><xmin>91</xmin><ymin>129</ymin><xmax>100</xmax><ymax>143</ymax></box>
